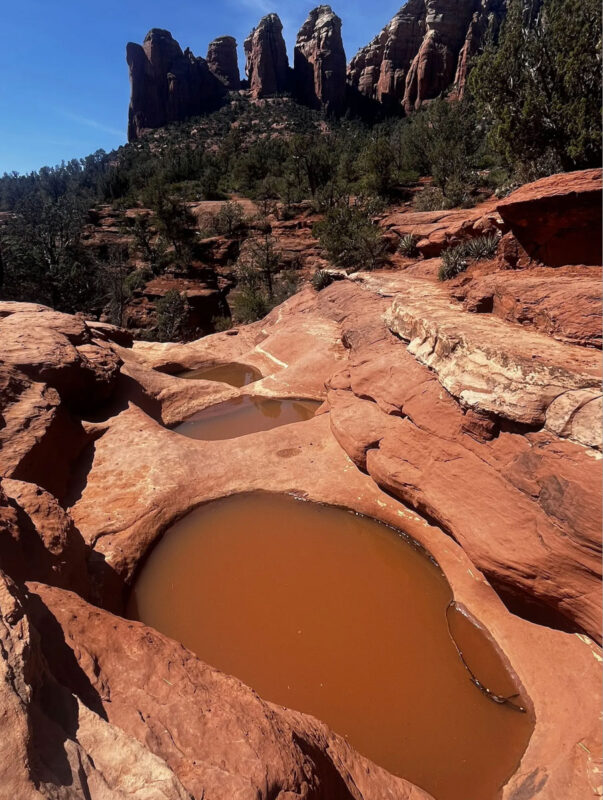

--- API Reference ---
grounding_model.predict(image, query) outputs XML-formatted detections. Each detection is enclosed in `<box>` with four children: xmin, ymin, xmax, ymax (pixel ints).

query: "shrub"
<box><xmin>412</xmin><ymin>187</ymin><xmax>446</xmax><ymax>212</ymax></box>
<box><xmin>314</xmin><ymin>201</ymin><xmax>386</xmax><ymax>272</ymax></box>
<box><xmin>463</xmin><ymin>234</ymin><xmax>500</xmax><ymax>261</ymax></box>
<box><xmin>438</xmin><ymin>234</ymin><xmax>501</xmax><ymax>281</ymax></box>
<box><xmin>438</xmin><ymin>246</ymin><xmax>469</xmax><ymax>281</ymax></box>
<box><xmin>312</xmin><ymin>269</ymin><xmax>334</xmax><ymax>291</ymax></box>
<box><xmin>398</xmin><ymin>234</ymin><xmax>419</xmax><ymax>258</ymax></box>
<box><xmin>231</xmin><ymin>285</ymin><xmax>270</xmax><ymax>323</ymax></box>
<box><xmin>124</xmin><ymin>267</ymin><xmax>152</xmax><ymax>293</ymax></box>
<box><xmin>156</xmin><ymin>290</ymin><xmax>189</xmax><ymax>341</ymax></box>
<box><xmin>214</xmin><ymin>201</ymin><xmax>245</xmax><ymax>236</ymax></box>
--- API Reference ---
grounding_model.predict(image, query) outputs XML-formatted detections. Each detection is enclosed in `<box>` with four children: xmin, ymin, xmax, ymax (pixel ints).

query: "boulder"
<box><xmin>244</xmin><ymin>14</ymin><xmax>291</xmax><ymax>98</ymax></box>
<box><xmin>497</xmin><ymin>168</ymin><xmax>603</xmax><ymax>266</ymax></box>
<box><xmin>206</xmin><ymin>35</ymin><xmax>240</xmax><ymax>89</ymax></box>
<box><xmin>0</xmin><ymin>479</ymin><xmax>89</xmax><ymax>596</ymax></box>
<box><xmin>294</xmin><ymin>6</ymin><xmax>347</xmax><ymax>114</ymax></box>
<box><xmin>127</xmin><ymin>29</ymin><xmax>227</xmax><ymax>141</ymax></box>
<box><xmin>0</xmin><ymin>306</ymin><xmax>122</xmax><ymax>410</ymax></box>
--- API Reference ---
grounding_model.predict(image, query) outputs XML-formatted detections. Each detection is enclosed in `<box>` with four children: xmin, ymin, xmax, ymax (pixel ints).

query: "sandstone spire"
<box><xmin>294</xmin><ymin>5</ymin><xmax>347</xmax><ymax>115</ymax></box>
<box><xmin>206</xmin><ymin>36</ymin><xmax>241</xmax><ymax>90</ymax></box>
<box><xmin>244</xmin><ymin>14</ymin><xmax>291</xmax><ymax>98</ymax></box>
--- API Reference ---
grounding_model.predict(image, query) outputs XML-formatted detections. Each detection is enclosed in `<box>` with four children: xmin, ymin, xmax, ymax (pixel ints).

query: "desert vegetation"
<box><xmin>0</xmin><ymin>0</ymin><xmax>599</xmax><ymax>333</ymax></box>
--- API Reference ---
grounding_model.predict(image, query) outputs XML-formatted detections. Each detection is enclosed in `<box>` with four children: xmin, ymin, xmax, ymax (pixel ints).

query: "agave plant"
<box><xmin>463</xmin><ymin>234</ymin><xmax>500</xmax><ymax>261</ymax></box>
<box><xmin>399</xmin><ymin>233</ymin><xmax>419</xmax><ymax>258</ymax></box>
<box><xmin>438</xmin><ymin>245</ymin><xmax>469</xmax><ymax>281</ymax></box>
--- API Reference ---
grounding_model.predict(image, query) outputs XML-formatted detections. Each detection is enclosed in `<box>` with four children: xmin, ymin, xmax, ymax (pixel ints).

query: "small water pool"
<box><xmin>174</xmin><ymin>396</ymin><xmax>320</xmax><ymax>441</ymax></box>
<box><xmin>128</xmin><ymin>494</ymin><xmax>533</xmax><ymax>800</ymax></box>
<box><xmin>179</xmin><ymin>362</ymin><xmax>262</xmax><ymax>388</ymax></box>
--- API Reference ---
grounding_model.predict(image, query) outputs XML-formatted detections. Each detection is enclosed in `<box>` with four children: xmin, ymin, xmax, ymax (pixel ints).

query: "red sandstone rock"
<box><xmin>0</xmin><ymin>479</ymin><xmax>89</xmax><ymax>596</ymax></box>
<box><xmin>451</xmin><ymin>265</ymin><xmax>603</xmax><ymax>347</ymax></box>
<box><xmin>127</xmin><ymin>29</ymin><xmax>227</xmax><ymax>141</ymax></box>
<box><xmin>244</xmin><ymin>14</ymin><xmax>291</xmax><ymax>99</ymax></box>
<box><xmin>206</xmin><ymin>35</ymin><xmax>240</xmax><ymax>89</ymax></box>
<box><xmin>294</xmin><ymin>6</ymin><xmax>347</xmax><ymax>115</ymax></box>
<box><xmin>27</xmin><ymin>582</ymin><xmax>431</xmax><ymax>800</ymax></box>
<box><xmin>497</xmin><ymin>168</ymin><xmax>603</xmax><ymax>266</ymax></box>
<box><xmin>347</xmin><ymin>0</ymin><xmax>425</xmax><ymax>110</ymax></box>
<box><xmin>380</xmin><ymin>200</ymin><xmax>503</xmax><ymax>257</ymax></box>
<box><xmin>347</xmin><ymin>0</ymin><xmax>504</xmax><ymax>113</ymax></box>
<box><xmin>0</xmin><ymin>306</ymin><xmax>122</xmax><ymax>410</ymax></box>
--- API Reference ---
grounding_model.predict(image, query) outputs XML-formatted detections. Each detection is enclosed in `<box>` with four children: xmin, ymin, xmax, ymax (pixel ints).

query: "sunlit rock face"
<box><xmin>347</xmin><ymin>0</ymin><xmax>506</xmax><ymax>114</ymax></box>
<box><xmin>294</xmin><ymin>5</ymin><xmax>347</xmax><ymax>115</ymax></box>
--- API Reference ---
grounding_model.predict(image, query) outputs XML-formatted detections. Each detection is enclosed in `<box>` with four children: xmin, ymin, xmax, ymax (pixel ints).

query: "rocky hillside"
<box><xmin>0</xmin><ymin>168</ymin><xmax>601</xmax><ymax>798</ymax></box>
<box><xmin>127</xmin><ymin>1</ymin><xmax>510</xmax><ymax>139</ymax></box>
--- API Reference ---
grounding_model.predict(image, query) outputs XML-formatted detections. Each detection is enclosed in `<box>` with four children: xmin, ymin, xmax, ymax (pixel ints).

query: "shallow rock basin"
<box><xmin>128</xmin><ymin>494</ymin><xmax>534</xmax><ymax>800</ymax></box>
<box><xmin>174</xmin><ymin>396</ymin><xmax>320</xmax><ymax>441</ymax></box>
<box><xmin>178</xmin><ymin>362</ymin><xmax>262</xmax><ymax>387</ymax></box>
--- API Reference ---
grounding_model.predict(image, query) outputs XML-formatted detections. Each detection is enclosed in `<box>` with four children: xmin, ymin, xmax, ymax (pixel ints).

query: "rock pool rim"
<box><xmin>126</xmin><ymin>490</ymin><xmax>533</xmax><ymax>720</ymax></box>
<box><xmin>178</xmin><ymin>361</ymin><xmax>263</xmax><ymax>382</ymax></box>
<box><xmin>169</xmin><ymin>395</ymin><xmax>322</xmax><ymax>431</ymax></box>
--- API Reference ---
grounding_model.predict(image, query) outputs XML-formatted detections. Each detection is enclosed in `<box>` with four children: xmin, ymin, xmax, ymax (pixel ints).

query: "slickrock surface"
<box><xmin>127</xmin><ymin>29</ymin><xmax>227</xmax><ymax>141</ymax></box>
<box><xmin>294</xmin><ymin>5</ymin><xmax>347</xmax><ymax>115</ymax></box>
<box><xmin>1</xmin><ymin>173</ymin><xmax>601</xmax><ymax>798</ymax></box>
<box><xmin>244</xmin><ymin>14</ymin><xmax>291</xmax><ymax>99</ymax></box>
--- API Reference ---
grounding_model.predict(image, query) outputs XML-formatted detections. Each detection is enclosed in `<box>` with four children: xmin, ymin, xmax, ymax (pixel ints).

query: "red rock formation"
<box><xmin>347</xmin><ymin>0</ymin><xmax>505</xmax><ymax>113</ymax></box>
<box><xmin>206</xmin><ymin>35</ymin><xmax>240</xmax><ymax>89</ymax></box>
<box><xmin>347</xmin><ymin>0</ymin><xmax>426</xmax><ymax>109</ymax></box>
<box><xmin>127</xmin><ymin>29</ymin><xmax>227</xmax><ymax>141</ymax></box>
<box><xmin>497</xmin><ymin>168</ymin><xmax>603</xmax><ymax>267</ymax></box>
<box><xmin>294</xmin><ymin>5</ymin><xmax>347</xmax><ymax>114</ymax></box>
<box><xmin>244</xmin><ymin>14</ymin><xmax>291</xmax><ymax>98</ymax></box>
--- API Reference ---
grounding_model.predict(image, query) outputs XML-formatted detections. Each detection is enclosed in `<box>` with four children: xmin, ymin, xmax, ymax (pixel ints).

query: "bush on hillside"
<box><xmin>313</xmin><ymin>200</ymin><xmax>387</xmax><ymax>272</ymax></box>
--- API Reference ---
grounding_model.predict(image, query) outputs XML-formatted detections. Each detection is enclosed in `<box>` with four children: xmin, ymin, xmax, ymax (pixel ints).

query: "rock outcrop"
<box><xmin>294</xmin><ymin>5</ymin><xmax>347</xmax><ymax>114</ymax></box>
<box><xmin>347</xmin><ymin>0</ymin><xmax>426</xmax><ymax>110</ymax></box>
<box><xmin>127</xmin><ymin>29</ymin><xmax>227</xmax><ymax>141</ymax></box>
<box><xmin>126</xmin><ymin>2</ymin><xmax>510</xmax><ymax>136</ymax></box>
<box><xmin>497</xmin><ymin>168</ymin><xmax>603</xmax><ymax>267</ymax></box>
<box><xmin>347</xmin><ymin>0</ymin><xmax>506</xmax><ymax>113</ymax></box>
<box><xmin>244</xmin><ymin>14</ymin><xmax>291</xmax><ymax>99</ymax></box>
<box><xmin>206</xmin><ymin>35</ymin><xmax>240</xmax><ymax>89</ymax></box>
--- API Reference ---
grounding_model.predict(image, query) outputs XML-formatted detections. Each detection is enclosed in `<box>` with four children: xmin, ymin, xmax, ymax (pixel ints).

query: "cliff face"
<box><xmin>126</xmin><ymin>29</ymin><xmax>227</xmax><ymax>141</ymax></box>
<box><xmin>347</xmin><ymin>0</ymin><xmax>506</xmax><ymax>113</ymax></box>
<box><xmin>294</xmin><ymin>5</ymin><xmax>347</xmax><ymax>115</ymax></box>
<box><xmin>243</xmin><ymin>13</ymin><xmax>291</xmax><ymax>99</ymax></box>
<box><xmin>127</xmin><ymin>3</ymin><xmax>508</xmax><ymax>139</ymax></box>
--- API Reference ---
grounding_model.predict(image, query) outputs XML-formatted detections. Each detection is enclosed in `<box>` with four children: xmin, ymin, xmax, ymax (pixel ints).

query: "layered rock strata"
<box><xmin>294</xmin><ymin>5</ymin><xmax>347</xmax><ymax>114</ymax></box>
<box><xmin>0</xmin><ymin>172</ymin><xmax>601</xmax><ymax>798</ymax></box>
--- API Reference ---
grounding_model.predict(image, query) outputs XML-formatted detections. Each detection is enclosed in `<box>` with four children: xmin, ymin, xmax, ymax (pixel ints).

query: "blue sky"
<box><xmin>1</xmin><ymin>0</ymin><xmax>403</xmax><ymax>175</ymax></box>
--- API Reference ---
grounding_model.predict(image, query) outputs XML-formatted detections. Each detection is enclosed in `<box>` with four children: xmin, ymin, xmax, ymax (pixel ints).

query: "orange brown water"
<box><xmin>174</xmin><ymin>396</ymin><xmax>320</xmax><ymax>441</ymax></box>
<box><xmin>179</xmin><ymin>362</ymin><xmax>262</xmax><ymax>387</ymax></box>
<box><xmin>128</xmin><ymin>494</ymin><xmax>533</xmax><ymax>800</ymax></box>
